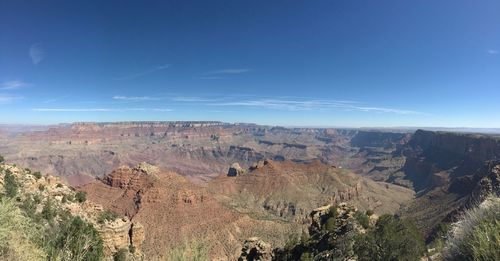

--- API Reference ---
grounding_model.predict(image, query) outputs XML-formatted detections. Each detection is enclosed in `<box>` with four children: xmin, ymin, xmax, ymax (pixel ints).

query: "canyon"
<box><xmin>1</xmin><ymin>122</ymin><xmax>499</xmax><ymax>259</ymax></box>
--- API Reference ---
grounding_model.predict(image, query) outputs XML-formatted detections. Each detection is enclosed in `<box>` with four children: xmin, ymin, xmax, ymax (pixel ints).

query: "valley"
<box><xmin>1</xmin><ymin>122</ymin><xmax>499</xmax><ymax>260</ymax></box>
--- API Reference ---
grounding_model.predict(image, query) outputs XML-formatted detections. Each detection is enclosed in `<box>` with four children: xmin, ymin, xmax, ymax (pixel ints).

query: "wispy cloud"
<box><xmin>207</xmin><ymin>98</ymin><xmax>421</xmax><ymax>115</ymax></box>
<box><xmin>33</xmin><ymin>108</ymin><xmax>172</xmax><ymax>112</ymax></box>
<box><xmin>116</xmin><ymin>64</ymin><xmax>171</xmax><ymax>80</ymax></box>
<box><xmin>171</xmin><ymin>96</ymin><xmax>216</xmax><ymax>102</ymax></box>
<box><xmin>112</xmin><ymin>95</ymin><xmax>162</xmax><ymax>101</ymax></box>
<box><xmin>204</xmin><ymin>68</ymin><xmax>252</xmax><ymax>75</ymax></box>
<box><xmin>0</xmin><ymin>94</ymin><xmax>23</xmax><ymax>104</ymax></box>
<box><xmin>487</xmin><ymin>49</ymin><xmax>498</xmax><ymax>55</ymax></box>
<box><xmin>0</xmin><ymin>80</ymin><xmax>30</xmax><ymax>90</ymax></box>
<box><xmin>29</xmin><ymin>43</ymin><xmax>45</xmax><ymax>64</ymax></box>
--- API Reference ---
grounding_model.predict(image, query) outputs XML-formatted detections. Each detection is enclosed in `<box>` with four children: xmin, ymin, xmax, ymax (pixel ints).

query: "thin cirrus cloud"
<box><xmin>487</xmin><ymin>49</ymin><xmax>498</xmax><ymax>55</ymax></box>
<box><xmin>200</xmin><ymin>68</ymin><xmax>252</xmax><ymax>80</ymax></box>
<box><xmin>204</xmin><ymin>68</ymin><xmax>252</xmax><ymax>74</ymax></box>
<box><xmin>0</xmin><ymin>80</ymin><xmax>30</xmax><ymax>90</ymax></box>
<box><xmin>115</xmin><ymin>64</ymin><xmax>171</xmax><ymax>80</ymax></box>
<box><xmin>112</xmin><ymin>95</ymin><xmax>163</xmax><ymax>101</ymax></box>
<box><xmin>205</xmin><ymin>98</ymin><xmax>421</xmax><ymax>115</ymax></box>
<box><xmin>33</xmin><ymin>108</ymin><xmax>172</xmax><ymax>112</ymax></box>
<box><xmin>171</xmin><ymin>96</ymin><xmax>217</xmax><ymax>102</ymax></box>
<box><xmin>29</xmin><ymin>43</ymin><xmax>45</xmax><ymax>64</ymax></box>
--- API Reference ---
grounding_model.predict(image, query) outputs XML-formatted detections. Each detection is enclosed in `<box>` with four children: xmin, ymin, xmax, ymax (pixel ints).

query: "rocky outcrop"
<box><xmin>238</xmin><ymin>237</ymin><xmax>273</xmax><ymax>261</ymax></box>
<box><xmin>228</xmin><ymin>162</ymin><xmax>245</xmax><ymax>176</ymax></box>
<box><xmin>273</xmin><ymin>203</ymin><xmax>366</xmax><ymax>261</ymax></box>
<box><xmin>468</xmin><ymin>163</ymin><xmax>500</xmax><ymax>204</ymax></box>
<box><xmin>79</xmin><ymin>163</ymin><xmax>257</xmax><ymax>259</ymax></box>
<box><xmin>97</xmin><ymin>217</ymin><xmax>145</xmax><ymax>256</ymax></box>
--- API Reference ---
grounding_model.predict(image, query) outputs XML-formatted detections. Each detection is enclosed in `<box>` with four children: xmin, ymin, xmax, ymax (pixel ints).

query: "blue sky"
<box><xmin>1</xmin><ymin>0</ymin><xmax>499</xmax><ymax>127</ymax></box>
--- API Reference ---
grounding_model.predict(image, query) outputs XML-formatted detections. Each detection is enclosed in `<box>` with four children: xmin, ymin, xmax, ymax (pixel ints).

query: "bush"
<box><xmin>41</xmin><ymin>199</ymin><xmax>56</xmax><ymax>222</ymax></box>
<box><xmin>4</xmin><ymin>170</ymin><xmax>19</xmax><ymax>198</ymax></box>
<box><xmin>33</xmin><ymin>194</ymin><xmax>42</xmax><ymax>204</ymax></box>
<box><xmin>38</xmin><ymin>184</ymin><xmax>45</xmax><ymax>192</ymax></box>
<box><xmin>0</xmin><ymin>155</ymin><xmax>4</xmax><ymax>163</ymax></box>
<box><xmin>65</xmin><ymin>194</ymin><xmax>75</xmax><ymax>202</ymax></box>
<box><xmin>113</xmin><ymin>248</ymin><xmax>128</xmax><ymax>261</ymax></box>
<box><xmin>97</xmin><ymin>209</ymin><xmax>118</xmax><ymax>224</ymax></box>
<box><xmin>56</xmin><ymin>183</ymin><xmax>63</xmax><ymax>188</ymax></box>
<box><xmin>75</xmin><ymin>191</ymin><xmax>87</xmax><ymax>203</ymax></box>
<box><xmin>325</xmin><ymin>216</ymin><xmax>337</xmax><ymax>232</ymax></box>
<box><xmin>0</xmin><ymin>198</ymin><xmax>46</xmax><ymax>260</ymax></box>
<box><xmin>323</xmin><ymin>205</ymin><xmax>338</xmax><ymax>232</ymax></box>
<box><xmin>354</xmin><ymin>210</ymin><xmax>370</xmax><ymax>229</ymax></box>
<box><xmin>444</xmin><ymin>196</ymin><xmax>500</xmax><ymax>260</ymax></box>
<box><xmin>45</xmin><ymin>216</ymin><xmax>104</xmax><ymax>260</ymax></box>
<box><xmin>300</xmin><ymin>252</ymin><xmax>313</xmax><ymax>261</ymax></box>
<box><xmin>354</xmin><ymin>214</ymin><xmax>425</xmax><ymax>261</ymax></box>
<box><xmin>20</xmin><ymin>194</ymin><xmax>38</xmax><ymax>219</ymax></box>
<box><xmin>33</xmin><ymin>171</ymin><xmax>42</xmax><ymax>180</ymax></box>
<box><xmin>365</xmin><ymin>209</ymin><xmax>374</xmax><ymax>216</ymax></box>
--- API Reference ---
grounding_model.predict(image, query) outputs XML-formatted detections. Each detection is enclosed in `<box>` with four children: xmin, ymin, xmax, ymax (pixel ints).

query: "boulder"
<box><xmin>228</xmin><ymin>163</ymin><xmax>245</xmax><ymax>177</ymax></box>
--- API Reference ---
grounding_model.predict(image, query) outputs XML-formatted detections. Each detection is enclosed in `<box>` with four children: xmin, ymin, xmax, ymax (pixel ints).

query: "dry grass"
<box><xmin>0</xmin><ymin>198</ymin><xmax>46</xmax><ymax>261</ymax></box>
<box><xmin>444</xmin><ymin>195</ymin><xmax>500</xmax><ymax>260</ymax></box>
<box><xmin>165</xmin><ymin>240</ymin><xmax>209</xmax><ymax>261</ymax></box>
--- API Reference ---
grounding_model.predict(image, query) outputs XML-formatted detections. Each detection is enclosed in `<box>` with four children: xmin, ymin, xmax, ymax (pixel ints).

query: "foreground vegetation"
<box><xmin>0</xmin><ymin>163</ymin><xmax>104</xmax><ymax>261</ymax></box>
<box><xmin>444</xmin><ymin>196</ymin><xmax>500</xmax><ymax>261</ymax></box>
<box><xmin>274</xmin><ymin>204</ymin><xmax>426</xmax><ymax>261</ymax></box>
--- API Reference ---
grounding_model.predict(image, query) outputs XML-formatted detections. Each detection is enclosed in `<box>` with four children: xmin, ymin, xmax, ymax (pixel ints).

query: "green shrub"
<box><xmin>45</xmin><ymin>216</ymin><xmax>104</xmax><ymax>260</ymax></box>
<box><xmin>97</xmin><ymin>209</ymin><xmax>119</xmax><ymax>224</ymax></box>
<box><xmin>0</xmin><ymin>155</ymin><xmax>4</xmax><ymax>164</ymax></box>
<box><xmin>33</xmin><ymin>171</ymin><xmax>42</xmax><ymax>180</ymax></box>
<box><xmin>113</xmin><ymin>248</ymin><xmax>128</xmax><ymax>261</ymax></box>
<box><xmin>323</xmin><ymin>205</ymin><xmax>338</xmax><ymax>232</ymax></box>
<box><xmin>300</xmin><ymin>252</ymin><xmax>313</xmax><ymax>261</ymax></box>
<box><xmin>0</xmin><ymin>198</ymin><xmax>46</xmax><ymax>260</ymax></box>
<box><xmin>38</xmin><ymin>184</ymin><xmax>45</xmax><ymax>191</ymax></box>
<box><xmin>354</xmin><ymin>214</ymin><xmax>425</xmax><ymax>261</ymax></box>
<box><xmin>20</xmin><ymin>194</ymin><xmax>38</xmax><ymax>219</ymax></box>
<box><xmin>365</xmin><ymin>209</ymin><xmax>374</xmax><ymax>216</ymax></box>
<box><xmin>41</xmin><ymin>199</ymin><xmax>56</xmax><ymax>222</ymax></box>
<box><xmin>33</xmin><ymin>194</ymin><xmax>42</xmax><ymax>204</ymax></box>
<box><xmin>75</xmin><ymin>191</ymin><xmax>87</xmax><ymax>203</ymax></box>
<box><xmin>4</xmin><ymin>170</ymin><xmax>19</xmax><ymax>198</ymax></box>
<box><xmin>354</xmin><ymin>210</ymin><xmax>370</xmax><ymax>229</ymax></box>
<box><xmin>61</xmin><ymin>195</ymin><xmax>68</xmax><ymax>203</ymax></box>
<box><xmin>325</xmin><ymin>216</ymin><xmax>337</xmax><ymax>232</ymax></box>
<box><xmin>444</xmin><ymin>196</ymin><xmax>500</xmax><ymax>261</ymax></box>
<box><xmin>24</xmin><ymin>168</ymin><xmax>31</xmax><ymax>174</ymax></box>
<box><xmin>428</xmin><ymin>223</ymin><xmax>449</xmax><ymax>254</ymax></box>
<box><xmin>65</xmin><ymin>194</ymin><xmax>75</xmax><ymax>202</ymax></box>
<box><xmin>56</xmin><ymin>183</ymin><xmax>63</xmax><ymax>188</ymax></box>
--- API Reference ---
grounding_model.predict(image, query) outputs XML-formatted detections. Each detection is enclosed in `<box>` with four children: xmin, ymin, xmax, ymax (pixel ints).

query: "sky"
<box><xmin>1</xmin><ymin>0</ymin><xmax>499</xmax><ymax>127</ymax></box>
